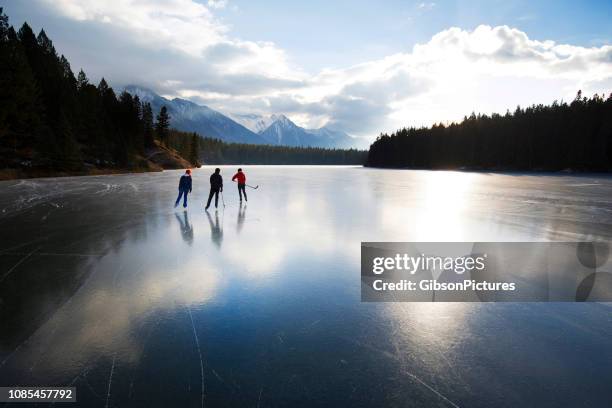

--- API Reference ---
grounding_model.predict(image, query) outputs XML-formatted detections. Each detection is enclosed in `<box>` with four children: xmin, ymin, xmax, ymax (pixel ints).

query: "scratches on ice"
<box><xmin>7</xmin><ymin>179</ymin><xmax>41</xmax><ymax>190</ymax></box>
<box><xmin>50</xmin><ymin>360</ymin><xmax>97</xmax><ymax>407</ymax></box>
<box><xmin>41</xmin><ymin>202</ymin><xmax>61</xmax><ymax>221</ymax></box>
<box><xmin>403</xmin><ymin>371</ymin><xmax>461</xmax><ymax>408</ymax></box>
<box><xmin>0</xmin><ymin>236</ymin><xmax>47</xmax><ymax>255</ymax></box>
<box><xmin>211</xmin><ymin>369</ymin><xmax>224</xmax><ymax>384</ymax></box>
<box><xmin>211</xmin><ymin>368</ymin><xmax>240</xmax><ymax>394</ymax></box>
<box><xmin>187</xmin><ymin>305</ymin><xmax>205</xmax><ymax>408</ymax></box>
<box><xmin>0</xmin><ymin>340</ymin><xmax>24</xmax><ymax>369</ymax></box>
<box><xmin>95</xmin><ymin>183</ymin><xmax>120</xmax><ymax>196</ymax></box>
<box><xmin>105</xmin><ymin>354</ymin><xmax>117</xmax><ymax>408</ymax></box>
<box><xmin>0</xmin><ymin>246</ymin><xmax>40</xmax><ymax>283</ymax></box>
<box><xmin>340</xmin><ymin>336</ymin><xmax>461</xmax><ymax>408</ymax></box>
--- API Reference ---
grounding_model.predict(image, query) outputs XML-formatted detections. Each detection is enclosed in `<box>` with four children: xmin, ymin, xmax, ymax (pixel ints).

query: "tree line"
<box><xmin>167</xmin><ymin>129</ymin><xmax>367</xmax><ymax>165</ymax></box>
<box><xmin>7</xmin><ymin>8</ymin><xmax>609</xmax><ymax>173</ymax></box>
<box><xmin>0</xmin><ymin>8</ymin><xmax>366</xmax><ymax>174</ymax></box>
<box><xmin>367</xmin><ymin>91</ymin><xmax>612</xmax><ymax>171</ymax></box>
<box><xmin>0</xmin><ymin>8</ymin><xmax>182</xmax><ymax>173</ymax></box>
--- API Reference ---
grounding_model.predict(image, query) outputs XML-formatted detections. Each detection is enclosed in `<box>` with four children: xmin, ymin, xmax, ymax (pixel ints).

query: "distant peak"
<box><xmin>124</xmin><ymin>84</ymin><xmax>154</xmax><ymax>93</ymax></box>
<box><xmin>172</xmin><ymin>97</ymin><xmax>200</xmax><ymax>107</ymax></box>
<box><xmin>123</xmin><ymin>85</ymin><xmax>163</xmax><ymax>102</ymax></box>
<box><xmin>270</xmin><ymin>114</ymin><xmax>296</xmax><ymax>127</ymax></box>
<box><xmin>272</xmin><ymin>113</ymin><xmax>289</xmax><ymax>121</ymax></box>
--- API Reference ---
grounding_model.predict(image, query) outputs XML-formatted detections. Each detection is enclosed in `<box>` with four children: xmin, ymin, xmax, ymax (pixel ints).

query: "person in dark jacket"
<box><xmin>205</xmin><ymin>168</ymin><xmax>223</xmax><ymax>210</ymax></box>
<box><xmin>175</xmin><ymin>169</ymin><xmax>192</xmax><ymax>208</ymax></box>
<box><xmin>232</xmin><ymin>168</ymin><xmax>247</xmax><ymax>202</ymax></box>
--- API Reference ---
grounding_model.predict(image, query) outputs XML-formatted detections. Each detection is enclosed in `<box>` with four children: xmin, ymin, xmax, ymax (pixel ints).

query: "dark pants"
<box><xmin>206</xmin><ymin>188</ymin><xmax>220</xmax><ymax>208</ymax></box>
<box><xmin>175</xmin><ymin>189</ymin><xmax>189</xmax><ymax>207</ymax></box>
<box><xmin>238</xmin><ymin>184</ymin><xmax>247</xmax><ymax>201</ymax></box>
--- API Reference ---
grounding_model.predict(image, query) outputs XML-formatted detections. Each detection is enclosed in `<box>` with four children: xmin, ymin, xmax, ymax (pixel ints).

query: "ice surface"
<box><xmin>0</xmin><ymin>167</ymin><xmax>611</xmax><ymax>407</ymax></box>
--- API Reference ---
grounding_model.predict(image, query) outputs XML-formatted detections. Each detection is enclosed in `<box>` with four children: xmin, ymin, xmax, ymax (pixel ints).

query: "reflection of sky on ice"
<box><xmin>1</xmin><ymin>166</ymin><xmax>612</xmax><ymax>406</ymax></box>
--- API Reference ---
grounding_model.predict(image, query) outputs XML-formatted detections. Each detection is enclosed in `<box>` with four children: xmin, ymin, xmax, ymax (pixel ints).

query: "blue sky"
<box><xmin>3</xmin><ymin>0</ymin><xmax>612</xmax><ymax>141</ymax></box>
<box><xmin>218</xmin><ymin>0</ymin><xmax>612</xmax><ymax>70</ymax></box>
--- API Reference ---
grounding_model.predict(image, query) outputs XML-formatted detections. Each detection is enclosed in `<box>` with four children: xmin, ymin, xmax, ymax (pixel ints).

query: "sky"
<box><xmin>3</xmin><ymin>0</ymin><xmax>612</xmax><ymax>142</ymax></box>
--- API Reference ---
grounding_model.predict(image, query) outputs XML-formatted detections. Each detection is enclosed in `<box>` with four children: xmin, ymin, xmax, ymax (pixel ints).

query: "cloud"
<box><xmin>42</xmin><ymin>0</ymin><xmax>291</xmax><ymax>77</ymax></box>
<box><xmin>416</xmin><ymin>25</ymin><xmax>612</xmax><ymax>78</ymax></box>
<box><xmin>417</xmin><ymin>2</ymin><xmax>436</xmax><ymax>10</ymax></box>
<box><xmin>322</xmin><ymin>95</ymin><xmax>392</xmax><ymax>134</ymax></box>
<box><xmin>29</xmin><ymin>1</ymin><xmax>612</xmax><ymax>139</ymax></box>
<box><xmin>207</xmin><ymin>0</ymin><xmax>228</xmax><ymax>9</ymax></box>
<box><xmin>311</xmin><ymin>70</ymin><xmax>431</xmax><ymax>133</ymax></box>
<box><xmin>44</xmin><ymin>0</ymin><xmax>227</xmax><ymax>56</ymax></box>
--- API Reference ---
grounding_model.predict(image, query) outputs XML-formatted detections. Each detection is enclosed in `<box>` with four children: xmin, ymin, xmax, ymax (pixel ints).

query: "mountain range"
<box><xmin>124</xmin><ymin>86</ymin><xmax>359</xmax><ymax>148</ymax></box>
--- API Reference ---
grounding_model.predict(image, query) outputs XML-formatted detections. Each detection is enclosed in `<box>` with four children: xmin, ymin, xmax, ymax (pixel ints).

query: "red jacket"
<box><xmin>232</xmin><ymin>171</ymin><xmax>246</xmax><ymax>184</ymax></box>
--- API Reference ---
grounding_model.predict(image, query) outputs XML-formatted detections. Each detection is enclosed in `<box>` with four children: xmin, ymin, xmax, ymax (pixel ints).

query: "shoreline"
<box><xmin>363</xmin><ymin>164</ymin><xmax>612</xmax><ymax>177</ymax></box>
<box><xmin>0</xmin><ymin>166</ymin><xmax>166</xmax><ymax>182</ymax></box>
<box><xmin>0</xmin><ymin>164</ymin><xmax>360</xmax><ymax>181</ymax></box>
<box><xmin>3</xmin><ymin>164</ymin><xmax>612</xmax><ymax>182</ymax></box>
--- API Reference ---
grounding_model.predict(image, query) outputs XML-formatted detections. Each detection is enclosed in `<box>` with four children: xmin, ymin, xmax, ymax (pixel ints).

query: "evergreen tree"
<box><xmin>189</xmin><ymin>132</ymin><xmax>199</xmax><ymax>165</ymax></box>
<box><xmin>0</xmin><ymin>10</ymin><xmax>43</xmax><ymax>160</ymax></box>
<box><xmin>142</xmin><ymin>102</ymin><xmax>154</xmax><ymax>147</ymax></box>
<box><xmin>54</xmin><ymin>109</ymin><xmax>82</xmax><ymax>170</ymax></box>
<box><xmin>97</xmin><ymin>77</ymin><xmax>109</xmax><ymax>95</ymax></box>
<box><xmin>166</xmin><ymin>130</ymin><xmax>367</xmax><ymax>165</ymax></box>
<box><xmin>76</xmin><ymin>69</ymin><xmax>88</xmax><ymax>90</ymax></box>
<box><xmin>155</xmin><ymin>105</ymin><xmax>170</xmax><ymax>146</ymax></box>
<box><xmin>59</xmin><ymin>55</ymin><xmax>74</xmax><ymax>83</ymax></box>
<box><xmin>75</xmin><ymin>69</ymin><xmax>105</xmax><ymax>157</ymax></box>
<box><xmin>97</xmin><ymin>78</ymin><xmax>116</xmax><ymax>142</ymax></box>
<box><xmin>0</xmin><ymin>7</ymin><xmax>8</xmax><ymax>40</ymax></box>
<box><xmin>0</xmin><ymin>10</ymin><xmax>206</xmax><ymax>173</ymax></box>
<box><xmin>132</xmin><ymin>95</ymin><xmax>144</xmax><ymax>154</ymax></box>
<box><xmin>36</xmin><ymin>29</ymin><xmax>55</xmax><ymax>54</ymax></box>
<box><xmin>367</xmin><ymin>91</ymin><xmax>612</xmax><ymax>171</ymax></box>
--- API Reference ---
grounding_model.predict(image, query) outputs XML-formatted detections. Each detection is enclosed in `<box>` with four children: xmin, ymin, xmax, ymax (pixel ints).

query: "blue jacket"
<box><xmin>179</xmin><ymin>175</ymin><xmax>192</xmax><ymax>192</ymax></box>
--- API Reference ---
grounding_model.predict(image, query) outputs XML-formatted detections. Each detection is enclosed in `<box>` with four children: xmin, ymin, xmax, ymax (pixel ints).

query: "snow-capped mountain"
<box><xmin>124</xmin><ymin>86</ymin><xmax>266</xmax><ymax>145</ymax></box>
<box><xmin>259</xmin><ymin>115</ymin><xmax>311</xmax><ymax>146</ymax></box>
<box><xmin>228</xmin><ymin>113</ymin><xmax>277</xmax><ymax>134</ymax></box>
<box><xmin>233</xmin><ymin>113</ymin><xmax>358</xmax><ymax>148</ymax></box>
<box><xmin>125</xmin><ymin>86</ymin><xmax>359</xmax><ymax>148</ymax></box>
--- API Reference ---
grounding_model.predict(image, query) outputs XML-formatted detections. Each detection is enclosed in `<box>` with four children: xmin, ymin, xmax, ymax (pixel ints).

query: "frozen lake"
<box><xmin>1</xmin><ymin>166</ymin><xmax>612</xmax><ymax>407</ymax></box>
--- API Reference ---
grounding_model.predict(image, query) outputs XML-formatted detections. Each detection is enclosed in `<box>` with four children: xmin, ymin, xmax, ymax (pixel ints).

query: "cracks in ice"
<box><xmin>187</xmin><ymin>306</ymin><xmax>205</xmax><ymax>408</ymax></box>
<box><xmin>0</xmin><ymin>246</ymin><xmax>40</xmax><ymax>283</ymax></box>
<box><xmin>105</xmin><ymin>354</ymin><xmax>117</xmax><ymax>408</ymax></box>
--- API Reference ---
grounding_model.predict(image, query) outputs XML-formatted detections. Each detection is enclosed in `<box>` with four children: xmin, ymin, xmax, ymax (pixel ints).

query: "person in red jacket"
<box><xmin>232</xmin><ymin>168</ymin><xmax>247</xmax><ymax>202</ymax></box>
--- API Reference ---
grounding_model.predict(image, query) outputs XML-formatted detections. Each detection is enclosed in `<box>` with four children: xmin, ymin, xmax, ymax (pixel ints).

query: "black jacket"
<box><xmin>210</xmin><ymin>173</ymin><xmax>223</xmax><ymax>190</ymax></box>
<box><xmin>178</xmin><ymin>175</ymin><xmax>192</xmax><ymax>192</ymax></box>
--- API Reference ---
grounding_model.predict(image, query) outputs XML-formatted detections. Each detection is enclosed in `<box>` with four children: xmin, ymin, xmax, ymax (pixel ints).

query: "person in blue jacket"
<box><xmin>175</xmin><ymin>169</ymin><xmax>193</xmax><ymax>208</ymax></box>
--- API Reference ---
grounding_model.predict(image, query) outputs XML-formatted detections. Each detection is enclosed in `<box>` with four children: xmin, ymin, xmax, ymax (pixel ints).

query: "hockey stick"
<box><xmin>233</xmin><ymin>180</ymin><xmax>259</xmax><ymax>189</ymax></box>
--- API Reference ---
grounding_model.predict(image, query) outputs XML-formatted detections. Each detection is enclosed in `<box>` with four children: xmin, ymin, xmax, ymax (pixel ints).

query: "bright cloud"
<box><xmin>44</xmin><ymin>0</ymin><xmax>294</xmax><ymax>78</ymax></box>
<box><xmin>38</xmin><ymin>1</ymin><xmax>612</xmax><ymax>140</ymax></box>
<box><xmin>45</xmin><ymin>0</ymin><xmax>226</xmax><ymax>56</ymax></box>
<box><xmin>207</xmin><ymin>0</ymin><xmax>228</xmax><ymax>9</ymax></box>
